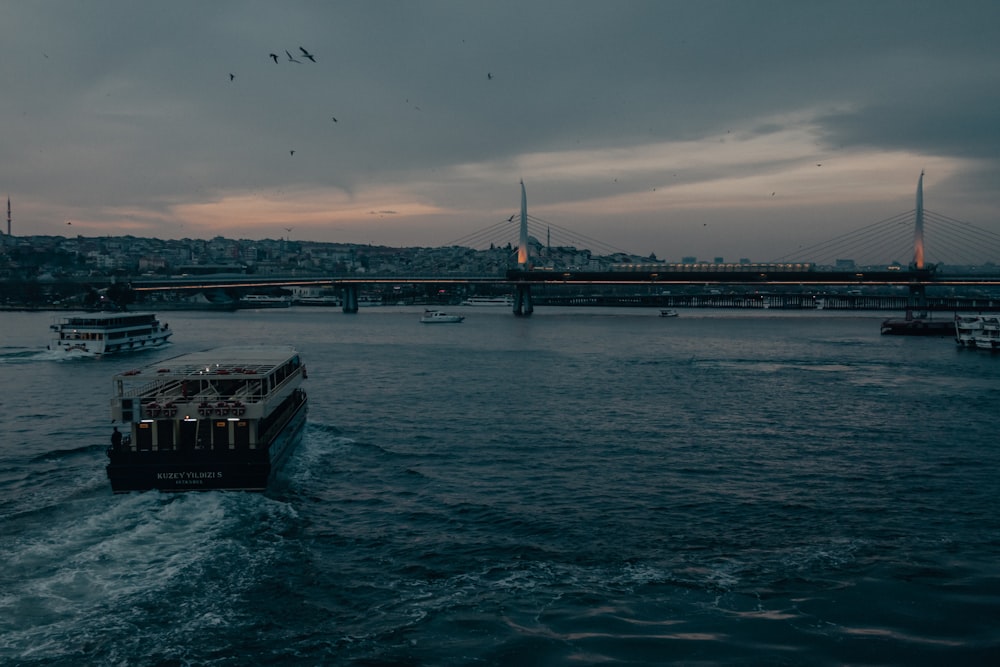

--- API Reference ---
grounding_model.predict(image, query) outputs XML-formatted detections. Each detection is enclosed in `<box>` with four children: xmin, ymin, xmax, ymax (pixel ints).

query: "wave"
<box><xmin>30</xmin><ymin>443</ymin><xmax>107</xmax><ymax>464</ymax></box>
<box><xmin>0</xmin><ymin>491</ymin><xmax>301</xmax><ymax>665</ymax></box>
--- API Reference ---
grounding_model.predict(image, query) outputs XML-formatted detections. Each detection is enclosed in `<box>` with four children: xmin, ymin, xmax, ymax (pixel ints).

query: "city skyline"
<box><xmin>3</xmin><ymin>1</ymin><xmax>999</xmax><ymax>261</ymax></box>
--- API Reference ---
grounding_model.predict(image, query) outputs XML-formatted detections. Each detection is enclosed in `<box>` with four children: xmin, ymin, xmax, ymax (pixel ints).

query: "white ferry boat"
<box><xmin>956</xmin><ymin>314</ymin><xmax>1000</xmax><ymax>350</ymax></box>
<box><xmin>955</xmin><ymin>314</ymin><xmax>984</xmax><ymax>347</ymax></box>
<box><xmin>979</xmin><ymin>316</ymin><xmax>1000</xmax><ymax>350</ymax></box>
<box><xmin>106</xmin><ymin>345</ymin><xmax>308</xmax><ymax>492</ymax></box>
<box><xmin>48</xmin><ymin>312</ymin><xmax>172</xmax><ymax>356</ymax></box>
<box><xmin>420</xmin><ymin>309</ymin><xmax>465</xmax><ymax>323</ymax></box>
<box><xmin>460</xmin><ymin>295</ymin><xmax>514</xmax><ymax>307</ymax></box>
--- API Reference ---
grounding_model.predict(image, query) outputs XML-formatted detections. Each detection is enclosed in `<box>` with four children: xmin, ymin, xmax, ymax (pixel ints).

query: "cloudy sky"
<box><xmin>2</xmin><ymin>1</ymin><xmax>999</xmax><ymax>262</ymax></box>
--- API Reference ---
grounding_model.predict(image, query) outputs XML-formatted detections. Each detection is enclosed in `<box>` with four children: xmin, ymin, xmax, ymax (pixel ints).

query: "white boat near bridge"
<box><xmin>420</xmin><ymin>310</ymin><xmax>465</xmax><ymax>323</ymax></box>
<box><xmin>48</xmin><ymin>312</ymin><xmax>172</xmax><ymax>357</ymax></box>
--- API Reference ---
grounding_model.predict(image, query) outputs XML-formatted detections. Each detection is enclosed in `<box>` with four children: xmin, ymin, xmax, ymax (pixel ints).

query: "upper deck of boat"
<box><xmin>115</xmin><ymin>345</ymin><xmax>301</xmax><ymax>383</ymax></box>
<box><xmin>57</xmin><ymin>312</ymin><xmax>161</xmax><ymax>328</ymax></box>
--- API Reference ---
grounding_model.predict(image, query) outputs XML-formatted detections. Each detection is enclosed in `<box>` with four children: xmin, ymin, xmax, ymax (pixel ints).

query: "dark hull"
<box><xmin>880</xmin><ymin>318</ymin><xmax>954</xmax><ymax>336</ymax></box>
<box><xmin>107</xmin><ymin>399</ymin><xmax>307</xmax><ymax>493</ymax></box>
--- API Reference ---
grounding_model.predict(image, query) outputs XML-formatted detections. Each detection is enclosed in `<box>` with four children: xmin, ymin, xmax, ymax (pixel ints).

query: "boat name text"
<box><xmin>156</xmin><ymin>471</ymin><xmax>224</xmax><ymax>481</ymax></box>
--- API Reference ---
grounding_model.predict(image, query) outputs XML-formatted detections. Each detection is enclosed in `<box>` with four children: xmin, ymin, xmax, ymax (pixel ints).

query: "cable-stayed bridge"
<box><xmin>452</xmin><ymin>184</ymin><xmax>1000</xmax><ymax>270</ymax></box>
<box><xmin>129</xmin><ymin>176</ymin><xmax>1000</xmax><ymax>316</ymax></box>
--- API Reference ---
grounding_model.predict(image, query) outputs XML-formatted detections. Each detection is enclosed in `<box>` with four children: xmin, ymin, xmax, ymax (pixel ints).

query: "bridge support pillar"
<box><xmin>908</xmin><ymin>283</ymin><xmax>927</xmax><ymax>318</ymax></box>
<box><xmin>342</xmin><ymin>285</ymin><xmax>359</xmax><ymax>313</ymax></box>
<box><xmin>513</xmin><ymin>284</ymin><xmax>533</xmax><ymax>317</ymax></box>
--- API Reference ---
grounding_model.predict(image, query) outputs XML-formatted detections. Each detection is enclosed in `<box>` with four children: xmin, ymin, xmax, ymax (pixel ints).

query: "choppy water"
<box><xmin>1</xmin><ymin>307</ymin><xmax>998</xmax><ymax>666</ymax></box>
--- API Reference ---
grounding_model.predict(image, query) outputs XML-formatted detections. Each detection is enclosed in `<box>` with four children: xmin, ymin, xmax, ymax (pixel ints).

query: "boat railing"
<box><xmin>121</xmin><ymin>367</ymin><xmax>302</xmax><ymax>406</ymax></box>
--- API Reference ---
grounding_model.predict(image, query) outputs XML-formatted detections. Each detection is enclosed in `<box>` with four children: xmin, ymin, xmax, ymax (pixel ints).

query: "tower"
<box><xmin>518</xmin><ymin>180</ymin><xmax>529</xmax><ymax>267</ymax></box>
<box><xmin>513</xmin><ymin>181</ymin><xmax>534</xmax><ymax>316</ymax></box>
<box><xmin>913</xmin><ymin>171</ymin><xmax>924</xmax><ymax>270</ymax></box>
<box><xmin>6</xmin><ymin>196</ymin><xmax>9</xmax><ymax>236</ymax></box>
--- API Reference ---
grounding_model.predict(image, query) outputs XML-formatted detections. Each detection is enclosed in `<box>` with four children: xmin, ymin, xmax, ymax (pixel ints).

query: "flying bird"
<box><xmin>229</xmin><ymin>73</ymin><xmax>235</xmax><ymax>81</ymax></box>
<box><xmin>507</xmin><ymin>214</ymin><xmax>515</xmax><ymax>222</ymax></box>
<box><xmin>290</xmin><ymin>150</ymin><xmax>295</xmax><ymax>156</ymax></box>
<box><xmin>299</xmin><ymin>47</ymin><xmax>316</xmax><ymax>62</ymax></box>
<box><xmin>487</xmin><ymin>72</ymin><xmax>493</xmax><ymax>80</ymax></box>
<box><xmin>269</xmin><ymin>53</ymin><xmax>279</xmax><ymax>63</ymax></box>
<box><xmin>331</xmin><ymin>116</ymin><xmax>338</xmax><ymax>122</ymax></box>
<box><xmin>285</xmin><ymin>50</ymin><xmax>301</xmax><ymax>63</ymax></box>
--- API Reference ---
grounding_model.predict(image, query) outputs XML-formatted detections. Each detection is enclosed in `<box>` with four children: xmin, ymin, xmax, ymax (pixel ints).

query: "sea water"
<box><xmin>1</xmin><ymin>307</ymin><xmax>998</xmax><ymax>665</ymax></box>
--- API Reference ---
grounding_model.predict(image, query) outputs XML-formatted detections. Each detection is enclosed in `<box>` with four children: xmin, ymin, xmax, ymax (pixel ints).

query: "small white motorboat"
<box><xmin>420</xmin><ymin>310</ymin><xmax>465</xmax><ymax>323</ymax></box>
<box><xmin>659</xmin><ymin>309</ymin><xmax>679</xmax><ymax>318</ymax></box>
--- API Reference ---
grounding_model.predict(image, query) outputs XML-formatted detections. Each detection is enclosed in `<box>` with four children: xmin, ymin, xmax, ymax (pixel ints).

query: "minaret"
<box><xmin>6</xmin><ymin>196</ymin><xmax>10</xmax><ymax>236</ymax></box>
<box><xmin>913</xmin><ymin>171</ymin><xmax>925</xmax><ymax>270</ymax></box>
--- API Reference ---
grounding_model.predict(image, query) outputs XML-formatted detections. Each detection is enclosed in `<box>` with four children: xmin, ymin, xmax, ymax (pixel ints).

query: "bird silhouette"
<box><xmin>299</xmin><ymin>47</ymin><xmax>316</xmax><ymax>62</ymax></box>
<box><xmin>290</xmin><ymin>150</ymin><xmax>295</xmax><ymax>156</ymax></box>
<box><xmin>269</xmin><ymin>53</ymin><xmax>279</xmax><ymax>63</ymax></box>
<box><xmin>507</xmin><ymin>215</ymin><xmax>515</xmax><ymax>222</ymax></box>
<box><xmin>229</xmin><ymin>73</ymin><xmax>235</xmax><ymax>81</ymax></box>
<box><xmin>331</xmin><ymin>116</ymin><xmax>338</xmax><ymax>122</ymax></box>
<box><xmin>487</xmin><ymin>72</ymin><xmax>493</xmax><ymax>80</ymax></box>
<box><xmin>285</xmin><ymin>50</ymin><xmax>301</xmax><ymax>63</ymax></box>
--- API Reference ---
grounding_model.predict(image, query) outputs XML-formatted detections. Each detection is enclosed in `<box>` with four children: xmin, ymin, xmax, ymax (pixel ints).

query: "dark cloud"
<box><xmin>2</xmin><ymin>0</ymin><xmax>999</xmax><ymax>259</ymax></box>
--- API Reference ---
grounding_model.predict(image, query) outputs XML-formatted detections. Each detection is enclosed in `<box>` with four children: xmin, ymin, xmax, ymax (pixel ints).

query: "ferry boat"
<box><xmin>956</xmin><ymin>314</ymin><xmax>1000</xmax><ymax>350</ymax></box>
<box><xmin>106</xmin><ymin>345</ymin><xmax>308</xmax><ymax>492</ymax></box>
<box><xmin>460</xmin><ymin>295</ymin><xmax>514</xmax><ymax>307</ymax></box>
<box><xmin>420</xmin><ymin>309</ymin><xmax>465</xmax><ymax>323</ymax></box>
<box><xmin>955</xmin><ymin>314</ymin><xmax>985</xmax><ymax>347</ymax></box>
<box><xmin>977</xmin><ymin>316</ymin><xmax>1000</xmax><ymax>350</ymax></box>
<box><xmin>880</xmin><ymin>309</ymin><xmax>954</xmax><ymax>336</ymax></box>
<box><xmin>49</xmin><ymin>312</ymin><xmax>172</xmax><ymax>356</ymax></box>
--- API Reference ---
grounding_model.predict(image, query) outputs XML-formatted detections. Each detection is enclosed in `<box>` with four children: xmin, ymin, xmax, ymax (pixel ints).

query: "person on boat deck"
<box><xmin>111</xmin><ymin>426</ymin><xmax>122</xmax><ymax>450</ymax></box>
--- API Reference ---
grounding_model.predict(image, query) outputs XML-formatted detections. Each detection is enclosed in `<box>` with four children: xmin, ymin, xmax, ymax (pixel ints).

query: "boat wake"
<box><xmin>30</xmin><ymin>443</ymin><xmax>108</xmax><ymax>464</ymax></box>
<box><xmin>0</xmin><ymin>347</ymin><xmax>59</xmax><ymax>363</ymax></box>
<box><xmin>0</xmin><ymin>490</ymin><xmax>301</xmax><ymax>665</ymax></box>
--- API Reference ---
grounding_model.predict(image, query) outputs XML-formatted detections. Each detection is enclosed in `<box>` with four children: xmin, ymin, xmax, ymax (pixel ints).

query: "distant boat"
<box><xmin>460</xmin><ymin>295</ymin><xmax>514</xmax><ymax>307</ymax></box>
<box><xmin>48</xmin><ymin>312</ymin><xmax>172</xmax><ymax>357</ymax></box>
<box><xmin>420</xmin><ymin>309</ymin><xmax>465</xmax><ymax>323</ymax></box>
<box><xmin>293</xmin><ymin>295</ymin><xmax>342</xmax><ymax>307</ymax></box>
<box><xmin>659</xmin><ymin>308</ymin><xmax>679</xmax><ymax>318</ymax></box>
<box><xmin>955</xmin><ymin>314</ymin><xmax>983</xmax><ymax>347</ymax></box>
<box><xmin>956</xmin><ymin>314</ymin><xmax>1000</xmax><ymax>350</ymax></box>
<box><xmin>238</xmin><ymin>294</ymin><xmax>292</xmax><ymax>309</ymax></box>
<box><xmin>880</xmin><ymin>309</ymin><xmax>953</xmax><ymax>336</ymax></box>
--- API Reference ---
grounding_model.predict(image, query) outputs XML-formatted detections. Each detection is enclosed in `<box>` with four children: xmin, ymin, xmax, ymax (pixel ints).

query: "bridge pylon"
<box><xmin>342</xmin><ymin>284</ymin><xmax>359</xmax><ymax>313</ymax></box>
<box><xmin>514</xmin><ymin>180</ymin><xmax>533</xmax><ymax>316</ymax></box>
